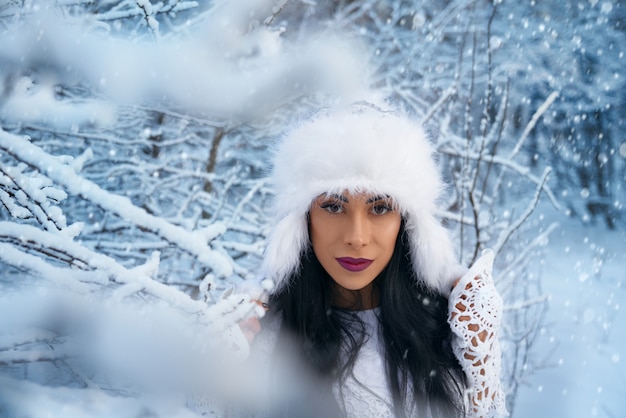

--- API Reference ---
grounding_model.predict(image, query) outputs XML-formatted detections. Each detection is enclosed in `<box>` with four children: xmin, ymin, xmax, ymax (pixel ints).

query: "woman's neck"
<box><xmin>331</xmin><ymin>282</ymin><xmax>379</xmax><ymax>310</ymax></box>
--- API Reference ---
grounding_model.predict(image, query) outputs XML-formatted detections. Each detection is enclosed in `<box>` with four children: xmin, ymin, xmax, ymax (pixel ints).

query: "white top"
<box><xmin>333</xmin><ymin>308</ymin><xmax>396</xmax><ymax>418</ymax></box>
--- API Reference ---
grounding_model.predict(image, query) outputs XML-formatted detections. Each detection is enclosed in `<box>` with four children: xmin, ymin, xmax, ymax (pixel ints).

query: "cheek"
<box><xmin>310</xmin><ymin>226</ymin><xmax>323</xmax><ymax>254</ymax></box>
<box><xmin>380</xmin><ymin>216</ymin><xmax>402</xmax><ymax>249</ymax></box>
<box><xmin>309</xmin><ymin>211</ymin><xmax>334</xmax><ymax>252</ymax></box>
<box><xmin>310</xmin><ymin>224</ymin><xmax>337</xmax><ymax>274</ymax></box>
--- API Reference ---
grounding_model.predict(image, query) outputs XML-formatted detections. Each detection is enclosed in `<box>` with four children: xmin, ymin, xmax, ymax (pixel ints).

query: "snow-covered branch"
<box><xmin>136</xmin><ymin>0</ymin><xmax>160</xmax><ymax>39</ymax></box>
<box><xmin>0</xmin><ymin>161</ymin><xmax>68</xmax><ymax>231</ymax></box>
<box><xmin>0</xmin><ymin>129</ymin><xmax>234</xmax><ymax>278</ymax></box>
<box><xmin>0</xmin><ymin>221</ymin><xmax>228</xmax><ymax>315</ymax></box>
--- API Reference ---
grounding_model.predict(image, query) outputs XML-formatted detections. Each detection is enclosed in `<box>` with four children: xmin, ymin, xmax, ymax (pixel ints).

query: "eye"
<box><xmin>320</xmin><ymin>201</ymin><xmax>344</xmax><ymax>214</ymax></box>
<box><xmin>371</xmin><ymin>203</ymin><xmax>393</xmax><ymax>215</ymax></box>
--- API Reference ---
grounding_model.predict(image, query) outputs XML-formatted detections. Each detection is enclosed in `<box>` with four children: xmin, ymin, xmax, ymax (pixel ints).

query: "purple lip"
<box><xmin>336</xmin><ymin>257</ymin><xmax>374</xmax><ymax>272</ymax></box>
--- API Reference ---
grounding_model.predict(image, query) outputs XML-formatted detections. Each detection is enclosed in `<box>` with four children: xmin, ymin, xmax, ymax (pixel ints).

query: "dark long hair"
<box><xmin>266</xmin><ymin>221</ymin><xmax>467</xmax><ymax>417</ymax></box>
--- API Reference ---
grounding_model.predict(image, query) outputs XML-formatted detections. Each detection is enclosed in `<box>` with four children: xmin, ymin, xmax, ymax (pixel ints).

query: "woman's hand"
<box><xmin>238</xmin><ymin>299</ymin><xmax>268</xmax><ymax>343</ymax></box>
<box><xmin>448</xmin><ymin>250</ymin><xmax>507</xmax><ymax>418</ymax></box>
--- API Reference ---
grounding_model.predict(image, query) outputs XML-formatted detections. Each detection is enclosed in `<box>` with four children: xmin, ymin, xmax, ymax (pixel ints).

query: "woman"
<box><xmin>257</xmin><ymin>104</ymin><xmax>507</xmax><ymax>418</ymax></box>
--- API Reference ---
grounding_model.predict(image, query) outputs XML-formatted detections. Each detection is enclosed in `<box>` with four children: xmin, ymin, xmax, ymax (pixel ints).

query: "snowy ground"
<box><xmin>514</xmin><ymin>209</ymin><xmax>626</xmax><ymax>417</ymax></box>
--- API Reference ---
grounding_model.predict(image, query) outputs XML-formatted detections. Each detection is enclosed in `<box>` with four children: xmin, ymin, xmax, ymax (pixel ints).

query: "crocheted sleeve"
<box><xmin>448</xmin><ymin>250</ymin><xmax>508</xmax><ymax>418</ymax></box>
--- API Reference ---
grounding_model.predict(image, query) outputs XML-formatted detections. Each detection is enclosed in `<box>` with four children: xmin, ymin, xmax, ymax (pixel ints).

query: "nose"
<box><xmin>343</xmin><ymin>211</ymin><xmax>370</xmax><ymax>248</ymax></box>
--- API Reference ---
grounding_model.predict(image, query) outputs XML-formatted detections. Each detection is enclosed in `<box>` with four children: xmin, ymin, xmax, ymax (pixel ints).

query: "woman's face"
<box><xmin>309</xmin><ymin>191</ymin><xmax>401</xmax><ymax>307</ymax></box>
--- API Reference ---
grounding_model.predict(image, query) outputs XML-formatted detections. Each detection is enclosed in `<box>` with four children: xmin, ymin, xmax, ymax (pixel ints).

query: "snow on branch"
<box><xmin>0</xmin><ymin>221</ymin><xmax>226</xmax><ymax>316</ymax></box>
<box><xmin>0</xmin><ymin>242</ymin><xmax>102</xmax><ymax>293</ymax></box>
<box><xmin>136</xmin><ymin>0</ymin><xmax>160</xmax><ymax>39</ymax></box>
<box><xmin>0</xmin><ymin>217</ymin><xmax>261</xmax><ymax>345</ymax></box>
<box><xmin>0</xmin><ymin>161</ymin><xmax>68</xmax><ymax>232</ymax></box>
<box><xmin>509</xmin><ymin>91</ymin><xmax>560</xmax><ymax>160</ymax></box>
<box><xmin>94</xmin><ymin>0</ymin><xmax>199</xmax><ymax>22</ymax></box>
<box><xmin>0</xmin><ymin>221</ymin><xmax>261</xmax><ymax>394</ymax></box>
<box><xmin>0</xmin><ymin>129</ymin><xmax>234</xmax><ymax>278</ymax></box>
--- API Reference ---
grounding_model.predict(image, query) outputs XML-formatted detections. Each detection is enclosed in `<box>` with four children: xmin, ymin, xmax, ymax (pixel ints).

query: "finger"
<box><xmin>239</xmin><ymin>317</ymin><xmax>261</xmax><ymax>343</ymax></box>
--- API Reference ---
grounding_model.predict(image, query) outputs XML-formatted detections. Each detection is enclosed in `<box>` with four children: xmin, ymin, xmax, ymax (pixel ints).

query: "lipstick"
<box><xmin>336</xmin><ymin>257</ymin><xmax>373</xmax><ymax>272</ymax></box>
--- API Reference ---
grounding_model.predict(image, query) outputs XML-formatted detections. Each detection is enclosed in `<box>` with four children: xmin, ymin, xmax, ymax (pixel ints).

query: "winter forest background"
<box><xmin>0</xmin><ymin>0</ymin><xmax>624</xmax><ymax>417</ymax></box>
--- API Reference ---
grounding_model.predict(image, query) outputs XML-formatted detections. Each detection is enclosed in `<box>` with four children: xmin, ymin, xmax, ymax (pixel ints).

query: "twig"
<box><xmin>265</xmin><ymin>0</ymin><xmax>289</xmax><ymax>27</ymax></box>
<box><xmin>493</xmin><ymin>167</ymin><xmax>552</xmax><ymax>255</ymax></box>
<box><xmin>509</xmin><ymin>91</ymin><xmax>559</xmax><ymax>160</ymax></box>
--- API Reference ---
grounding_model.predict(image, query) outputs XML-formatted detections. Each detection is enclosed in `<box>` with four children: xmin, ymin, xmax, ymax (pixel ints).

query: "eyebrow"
<box><xmin>366</xmin><ymin>195</ymin><xmax>389</xmax><ymax>204</ymax></box>
<box><xmin>323</xmin><ymin>194</ymin><xmax>389</xmax><ymax>204</ymax></box>
<box><xmin>326</xmin><ymin>193</ymin><xmax>349</xmax><ymax>203</ymax></box>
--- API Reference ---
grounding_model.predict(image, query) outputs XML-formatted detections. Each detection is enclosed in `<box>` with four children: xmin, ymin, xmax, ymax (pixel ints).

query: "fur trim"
<box><xmin>261</xmin><ymin>106</ymin><xmax>464</xmax><ymax>295</ymax></box>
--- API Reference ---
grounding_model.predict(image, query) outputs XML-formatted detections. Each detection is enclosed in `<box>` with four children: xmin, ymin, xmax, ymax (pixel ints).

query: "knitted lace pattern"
<box><xmin>448</xmin><ymin>250</ymin><xmax>508</xmax><ymax>418</ymax></box>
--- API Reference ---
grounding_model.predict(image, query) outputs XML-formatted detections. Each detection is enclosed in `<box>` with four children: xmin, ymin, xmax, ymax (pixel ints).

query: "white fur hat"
<box><xmin>262</xmin><ymin>106</ymin><xmax>465</xmax><ymax>295</ymax></box>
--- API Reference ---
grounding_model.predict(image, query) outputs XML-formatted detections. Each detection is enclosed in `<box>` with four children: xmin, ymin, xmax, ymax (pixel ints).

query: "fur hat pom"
<box><xmin>261</xmin><ymin>106</ymin><xmax>463</xmax><ymax>295</ymax></box>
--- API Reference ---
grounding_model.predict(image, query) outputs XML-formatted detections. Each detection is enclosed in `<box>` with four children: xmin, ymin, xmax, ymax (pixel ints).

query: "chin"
<box><xmin>339</xmin><ymin>282</ymin><xmax>373</xmax><ymax>291</ymax></box>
